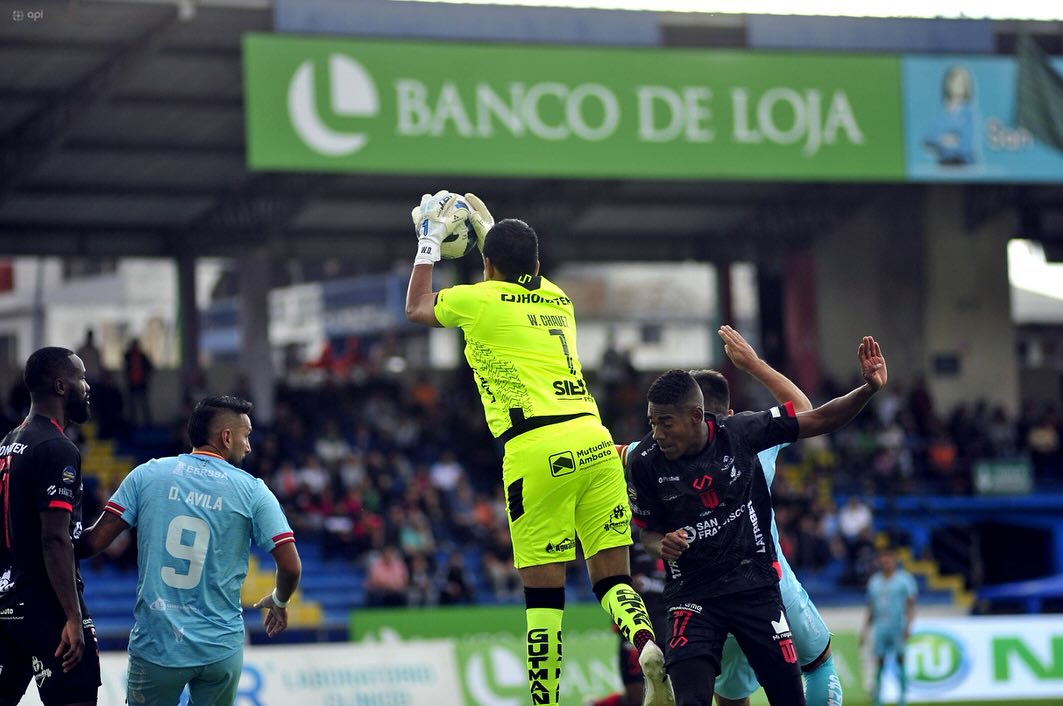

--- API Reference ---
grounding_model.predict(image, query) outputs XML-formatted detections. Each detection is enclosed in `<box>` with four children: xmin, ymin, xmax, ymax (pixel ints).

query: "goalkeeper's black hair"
<box><xmin>188</xmin><ymin>395</ymin><xmax>253</xmax><ymax>447</ymax></box>
<box><xmin>483</xmin><ymin>219</ymin><xmax>538</xmax><ymax>279</ymax></box>
<box><xmin>647</xmin><ymin>370</ymin><xmax>702</xmax><ymax>409</ymax></box>
<box><xmin>689</xmin><ymin>369</ymin><xmax>729</xmax><ymax>416</ymax></box>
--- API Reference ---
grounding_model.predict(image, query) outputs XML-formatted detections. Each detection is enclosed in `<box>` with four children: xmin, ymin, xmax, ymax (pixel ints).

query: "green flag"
<box><xmin>1016</xmin><ymin>34</ymin><xmax>1063</xmax><ymax>153</ymax></box>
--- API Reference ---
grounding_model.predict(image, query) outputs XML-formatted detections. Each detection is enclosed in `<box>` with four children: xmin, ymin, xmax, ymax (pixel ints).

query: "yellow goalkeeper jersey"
<box><xmin>434</xmin><ymin>275</ymin><xmax>601</xmax><ymax>440</ymax></box>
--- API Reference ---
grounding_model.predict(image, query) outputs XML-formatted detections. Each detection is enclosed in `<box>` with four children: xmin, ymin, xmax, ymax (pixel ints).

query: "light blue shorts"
<box><xmin>715</xmin><ymin>582</ymin><xmax>831</xmax><ymax>700</ymax></box>
<box><xmin>126</xmin><ymin>650</ymin><xmax>243</xmax><ymax>706</ymax></box>
<box><xmin>872</xmin><ymin>626</ymin><xmax>906</xmax><ymax>659</ymax></box>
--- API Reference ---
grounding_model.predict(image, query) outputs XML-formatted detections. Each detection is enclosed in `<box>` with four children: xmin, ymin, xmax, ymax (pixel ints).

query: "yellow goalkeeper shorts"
<box><xmin>502</xmin><ymin>415</ymin><xmax>632</xmax><ymax>568</ymax></box>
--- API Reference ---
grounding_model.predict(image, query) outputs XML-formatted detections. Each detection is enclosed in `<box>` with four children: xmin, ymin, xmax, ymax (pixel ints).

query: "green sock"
<box><xmin>599</xmin><ymin>583</ymin><xmax>655</xmax><ymax>649</ymax></box>
<box><xmin>526</xmin><ymin>607</ymin><xmax>563</xmax><ymax>705</ymax></box>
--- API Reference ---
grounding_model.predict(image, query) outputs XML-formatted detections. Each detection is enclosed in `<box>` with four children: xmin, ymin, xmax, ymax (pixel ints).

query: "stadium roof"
<box><xmin>1</xmin><ymin>0</ymin><xmax>1060</xmax><ymax>271</ymax></box>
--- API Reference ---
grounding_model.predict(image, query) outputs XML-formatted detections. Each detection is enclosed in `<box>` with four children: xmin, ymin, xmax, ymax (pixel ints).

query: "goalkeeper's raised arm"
<box><xmin>404</xmin><ymin>189</ymin><xmax>492</xmax><ymax>327</ymax></box>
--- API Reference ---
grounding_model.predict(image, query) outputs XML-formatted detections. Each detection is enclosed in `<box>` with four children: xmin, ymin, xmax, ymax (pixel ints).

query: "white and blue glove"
<box><xmin>411</xmin><ymin>190</ymin><xmax>471</xmax><ymax>265</ymax></box>
<box><xmin>463</xmin><ymin>192</ymin><xmax>495</xmax><ymax>252</ymax></box>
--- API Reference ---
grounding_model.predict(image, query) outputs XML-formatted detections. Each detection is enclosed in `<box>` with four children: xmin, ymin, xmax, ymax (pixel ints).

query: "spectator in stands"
<box><xmin>122</xmin><ymin>338</ymin><xmax>154</xmax><ymax>425</ymax></box>
<box><xmin>438</xmin><ymin>551</ymin><xmax>474</xmax><ymax>605</ymax></box>
<box><xmin>483</xmin><ymin>548</ymin><xmax>522</xmax><ymax>602</ymax></box>
<box><xmin>8</xmin><ymin>373</ymin><xmax>30</xmax><ymax>421</ymax></box>
<box><xmin>987</xmin><ymin>406</ymin><xmax>1015</xmax><ymax>456</ymax></box>
<box><xmin>1027</xmin><ymin>408</ymin><xmax>1062</xmax><ymax>482</ymax></box>
<box><xmin>366</xmin><ymin>546</ymin><xmax>409</xmax><ymax>607</ymax></box>
<box><xmin>296</xmin><ymin>454</ymin><xmax>330</xmax><ymax>496</ymax></box>
<box><xmin>76</xmin><ymin>328</ymin><xmax>103</xmax><ymax>384</ymax></box>
<box><xmin>407</xmin><ymin>554</ymin><xmax>437</xmax><ymax>607</ymax></box>
<box><xmin>429</xmin><ymin>450</ymin><xmax>463</xmax><ymax>498</ymax></box>
<box><xmin>315</xmin><ymin>420</ymin><xmax>353</xmax><ymax>467</ymax></box>
<box><xmin>795</xmin><ymin>514</ymin><xmax>831</xmax><ymax>573</ymax></box>
<box><xmin>90</xmin><ymin>370</ymin><xmax>126</xmax><ymax>440</ymax></box>
<box><xmin>398</xmin><ymin>510</ymin><xmax>436</xmax><ymax>559</ymax></box>
<box><xmin>840</xmin><ymin>496</ymin><xmax>873</xmax><ymax>582</ymax></box>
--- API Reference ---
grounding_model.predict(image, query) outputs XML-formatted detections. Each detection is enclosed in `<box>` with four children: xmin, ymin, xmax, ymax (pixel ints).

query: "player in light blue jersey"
<box><xmin>78</xmin><ymin>396</ymin><xmax>301</xmax><ymax>706</ymax></box>
<box><xmin>862</xmin><ymin>548</ymin><xmax>917</xmax><ymax>706</ymax></box>
<box><xmin>618</xmin><ymin>327</ymin><xmax>843</xmax><ymax>706</ymax></box>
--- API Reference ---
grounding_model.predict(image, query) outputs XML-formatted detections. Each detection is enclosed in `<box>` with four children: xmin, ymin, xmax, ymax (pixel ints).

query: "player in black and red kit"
<box><xmin>629</xmin><ymin>337</ymin><xmax>887</xmax><ymax>706</ymax></box>
<box><xmin>0</xmin><ymin>347</ymin><xmax>99</xmax><ymax>706</ymax></box>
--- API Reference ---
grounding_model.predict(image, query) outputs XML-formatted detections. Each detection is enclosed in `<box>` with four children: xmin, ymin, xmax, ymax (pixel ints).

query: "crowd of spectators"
<box><xmin>1</xmin><ymin>344</ymin><xmax>1060</xmax><ymax>603</ymax></box>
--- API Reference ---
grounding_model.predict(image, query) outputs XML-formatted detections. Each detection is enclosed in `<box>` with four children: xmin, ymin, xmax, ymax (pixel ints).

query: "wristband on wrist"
<box><xmin>271</xmin><ymin>588</ymin><xmax>289</xmax><ymax>608</ymax></box>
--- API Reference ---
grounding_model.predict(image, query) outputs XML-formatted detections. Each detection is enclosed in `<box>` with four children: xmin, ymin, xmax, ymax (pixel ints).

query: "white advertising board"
<box><xmin>19</xmin><ymin>641</ymin><xmax>461</xmax><ymax>706</ymax></box>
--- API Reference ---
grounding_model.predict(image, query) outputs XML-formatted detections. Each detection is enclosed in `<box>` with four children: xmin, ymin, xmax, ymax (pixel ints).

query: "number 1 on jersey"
<box><xmin>161</xmin><ymin>515</ymin><xmax>210</xmax><ymax>589</ymax></box>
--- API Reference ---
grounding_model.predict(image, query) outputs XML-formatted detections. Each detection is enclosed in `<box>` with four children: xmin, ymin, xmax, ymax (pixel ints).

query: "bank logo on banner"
<box><xmin>907</xmin><ymin>630</ymin><xmax>969</xmax><ymax>692</ymax></box>
<box><xmin>288</xmin><ymin>54</ymin><xmax>379</xmax><ymax>156</ymax></box>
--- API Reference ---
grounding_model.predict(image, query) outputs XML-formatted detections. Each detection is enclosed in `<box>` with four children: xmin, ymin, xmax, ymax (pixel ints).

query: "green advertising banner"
<box><xmin>244</xmin><ymin>35</ymin><xmax>905</xmax><ymax>180</ymax></box>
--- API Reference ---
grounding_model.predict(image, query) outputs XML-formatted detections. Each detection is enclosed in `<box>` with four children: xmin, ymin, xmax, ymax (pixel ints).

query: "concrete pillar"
<box><xmin>783</xmin><ymin>252</ymin><xmax>821</xmax><ymax>396</ymax></box>
<box><xmin>239</xmin><ymin>252</ymin><xmax>275</xmax><ymax>425</ymax></box>
<box><xmin>922</xmin><ymin>186</ymin><xmax>1018</xmax><ymax>415</ymax></box>
<box><xmin>176</xmin><ymin>254</ymin><xmax>201</xmax><ymax>402</ymax></box>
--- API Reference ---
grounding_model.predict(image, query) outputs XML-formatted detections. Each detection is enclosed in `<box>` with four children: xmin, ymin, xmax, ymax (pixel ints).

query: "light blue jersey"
<box><xmin>868</xmin><ymin>569</ymin><xmax>918</xmax><ymax>634</ymax></box>
<box><xmin>105</xmin><ymin>451</ymin><xmax>294</xmax><ymax>668</ymax></box>
<box><xmin>757</xmin><ymin>444</ymin><xmax>801</xmax><ymax>599</ymax></box>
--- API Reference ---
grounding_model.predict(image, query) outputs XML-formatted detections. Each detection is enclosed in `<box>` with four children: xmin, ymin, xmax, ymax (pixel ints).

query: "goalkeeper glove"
<box><xmin>411</xmin><ymin>190</ymin><xmax>470</xmax><ymax>265</ymax></box>
<box><xmin>464</xmin><ymin>192</ymin><xmax>495</xmax><ymax>252</ymax></box>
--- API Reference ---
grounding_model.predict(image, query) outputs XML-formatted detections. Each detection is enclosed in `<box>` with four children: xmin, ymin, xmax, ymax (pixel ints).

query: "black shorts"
<box><xmin>0</xmin><ymin>592</ymin><xmax>101</xmax><ymax>706</ymax></box>
<box><xmin>664</xmin><ymin>585</ymin><xmax>800</xmax><ymax>686</ymax></box>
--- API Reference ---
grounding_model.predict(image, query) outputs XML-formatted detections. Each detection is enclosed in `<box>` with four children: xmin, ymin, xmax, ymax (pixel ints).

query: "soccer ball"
<box><xmin>439</xmin><ymin>198</ymin><xmax>477</xmax><ymax>260</ymax></box>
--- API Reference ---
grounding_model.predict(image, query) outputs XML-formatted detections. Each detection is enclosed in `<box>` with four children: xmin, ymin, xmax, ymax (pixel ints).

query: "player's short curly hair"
<box><xmin>188</xmin><ymin>395</ymin><xmax>253</xmax><ymax>447</ymax></box>
<box><xmin>647</xmin><ymin>369</ymin><xmax>701</xmax><ymax>408</ymax></box>
<box><xmin>689</xmin><ymin>369</ymin><xmax>729</xmax><ymax>416</ymax></box>
<box><xmin>24</xmin><ymin>346</ymin><xmax>76</xmax><ymax>397</ymax></box>
<box><xmin>483</xmin><ymin>218</ymin><xmax>538</xmax><ymax>278</ymax></box>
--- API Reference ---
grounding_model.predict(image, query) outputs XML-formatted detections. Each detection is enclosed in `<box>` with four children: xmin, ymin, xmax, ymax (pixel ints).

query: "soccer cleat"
<box><xmin>638</xmin><ymin>641</ymin><xmax>675</xmax><ymax>706</ymax></box>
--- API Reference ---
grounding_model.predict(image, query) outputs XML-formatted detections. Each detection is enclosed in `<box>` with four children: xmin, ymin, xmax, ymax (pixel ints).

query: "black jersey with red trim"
<box><xmin>627</xmin><ymin>403</ymin><xmax>799</xmax><ymax>601</ymax></box>
<box><xmin>0</xmin><ymin>415</ymin><xmax>84</xmax><ymax>603</ymax></box>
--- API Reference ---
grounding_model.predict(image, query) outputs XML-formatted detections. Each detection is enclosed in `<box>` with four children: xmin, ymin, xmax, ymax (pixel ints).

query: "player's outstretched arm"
<box><xmin>719</xmin><ymin>324</ymin><xmax>812</xmax><ymax>413</ymax></box>
<box><xmin>253</xmin><ymin>541</ymin><xmax>302</xmax><ymax>638</ymax></box>
<box><xmin>75</xmin><ymin>509</ymin><xmax>130</xmax><ymax>559</ymax></box>
<box><xmin>796</xmin><ymin>336</ymin><xmax>887</xmax><ymax>438</ymax></box>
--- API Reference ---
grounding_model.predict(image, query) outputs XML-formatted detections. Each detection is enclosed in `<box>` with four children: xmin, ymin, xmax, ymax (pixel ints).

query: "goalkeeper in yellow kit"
<box><xmin>406</xmin><ymin>191</ymin><xmax>673</xmax><ymax>706</ymax></box>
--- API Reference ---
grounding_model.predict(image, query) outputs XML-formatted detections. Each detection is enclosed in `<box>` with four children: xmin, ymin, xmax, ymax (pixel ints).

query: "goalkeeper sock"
<box><xmin>804</xmin><ymin>654</ymin><xmax>843</xmax><ymax>706</ymax></box>
<box><xmin>593</xmin><ymin>576</ymin><xmax>655</xmax><ymax>651</ymax></box>
<box><xmin>525</xmin><ymin>587</ymin><xmax>565</xmax><ymax>706</ymax></box>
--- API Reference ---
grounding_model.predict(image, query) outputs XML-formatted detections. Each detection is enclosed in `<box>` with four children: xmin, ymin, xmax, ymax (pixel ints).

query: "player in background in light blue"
<box><xmin>619</xmin><ymin>326</ymin><xmax>842</xmax><ymax>706</ymax></box>
<box><xmin>78</xmin><ymin>396</ymin><xmax>301</xmax><ymax>706</ymax></box>
<box><xmin>862</xmin><ymin>547</ymin><xmax>917</xmax><ymax>706</ymax></box>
